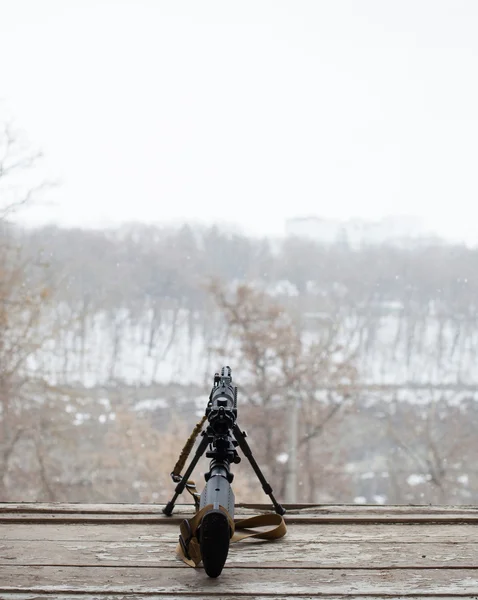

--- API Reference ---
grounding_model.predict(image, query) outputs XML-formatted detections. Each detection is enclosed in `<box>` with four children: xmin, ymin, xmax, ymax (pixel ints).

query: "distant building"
<box><xmin>285</xmin><ymin>215</ymin><xmax>427</xmax><ymax>247</ymax></box>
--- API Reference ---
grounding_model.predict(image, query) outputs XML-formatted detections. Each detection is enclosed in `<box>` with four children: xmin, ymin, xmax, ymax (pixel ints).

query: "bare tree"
<box><xmin>208</xmin><ymin>280</ymin><xmax>357</xmax><ymax>502</ymax></box>
<box><xmin>0</xmin><ymin>122</ymin><xmax>50</xmax><ymax>219</ymax></box>
<box><xmin>385</xmin><ymin>393</ymin><xmax>477</xmax><ymax>504</ymax></box>
<box><xmin>0</xmin><ymin>122</ymin><xmax>68</xmax><ymax>499</ymax></box>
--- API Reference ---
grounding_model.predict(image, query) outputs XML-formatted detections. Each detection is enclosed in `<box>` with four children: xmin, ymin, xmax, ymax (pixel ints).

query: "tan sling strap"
<box><xmin>171</xmin><ymin>415</ymin><xmax>207</xmax><ymax>480</ymax></box>
<box><xmin>176</xmin><ymin>499</ymin><xmax>287</xmax><ymax>567</ymax></box>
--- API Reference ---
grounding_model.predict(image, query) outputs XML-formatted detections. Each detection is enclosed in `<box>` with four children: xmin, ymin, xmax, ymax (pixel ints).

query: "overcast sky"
<box><xmin>1</xmin><ymin>0</ymin><xmax>477</xmax><ymax>239</ymax></box>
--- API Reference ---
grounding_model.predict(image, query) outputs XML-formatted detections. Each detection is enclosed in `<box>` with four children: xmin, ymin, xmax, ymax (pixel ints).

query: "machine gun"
<box><xmin>163</xmin><ymin>366</ymin><xmax>286</xmax><ymax>577</ymax></box>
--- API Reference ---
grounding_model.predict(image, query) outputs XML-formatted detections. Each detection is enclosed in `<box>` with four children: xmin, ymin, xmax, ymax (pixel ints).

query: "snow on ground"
<box><xmin>23</xmin><ymin>309</ymin><xmax>478</xmax><ymax>389</ymax></box>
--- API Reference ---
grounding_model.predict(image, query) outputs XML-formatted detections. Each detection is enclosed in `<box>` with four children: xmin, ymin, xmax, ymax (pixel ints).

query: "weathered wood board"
<box><xmin>2</xmin><ymin>503</ymin><xmax>478</xmax><ymax>598</ymax></box>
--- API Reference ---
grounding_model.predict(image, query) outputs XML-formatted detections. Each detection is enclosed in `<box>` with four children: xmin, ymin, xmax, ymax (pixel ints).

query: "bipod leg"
<box><xmin>163</xmin><ymin>431</ymin><xmax>209</xmax><ymax>516</ymax></box>
<box><xmin>232</xmin><ymin>423</ymin><xmax>286</xmax><ymax>515</ymax></box>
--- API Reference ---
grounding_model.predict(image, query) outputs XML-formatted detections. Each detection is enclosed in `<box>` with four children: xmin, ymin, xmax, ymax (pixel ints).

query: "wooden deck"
<box><xmin>2</xmin><ymin>503</ymin><xmax>478</xmax><ymax>598</ymax></box>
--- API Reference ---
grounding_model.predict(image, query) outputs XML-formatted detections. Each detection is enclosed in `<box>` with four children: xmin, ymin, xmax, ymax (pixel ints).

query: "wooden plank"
<box><xmin>0</xmin><ymin>503</ymin><xmax>261</xmax><ymax>515</ymax></box>
<box><xmin>2</xmin><ymin>566</ymin><xmax>478</xmax><ymax>595</ymax></box>
<box><xmin>3</xmin><ymin>512</ymin><xmax>478</xmax><ymax>524</ymax></box>
<box><xmin>2</xmin><ymin>502</ymin><xmax>478</xmax><ymax>515</ymax></box>
<box><xmin>6</xmin><ymin>597</ymin><xmax>478</xmax><ymax>600</ymax></box>
<box><xmin>2</xmin><ymin>538</ymin><xmax>478</xmax><ymax>568</ymax></box>
<box><xmin>3</xmin><ymin>522</ymin><xmax>478</xmax><ymax>543</ymax></box>
<box><xmin>3</xmin><ymin>596</ymin><xmax>478</xmax><ymax>600</ymax></box>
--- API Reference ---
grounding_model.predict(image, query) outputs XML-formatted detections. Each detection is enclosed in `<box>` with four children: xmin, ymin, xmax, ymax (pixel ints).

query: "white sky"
<box><xmin>1</xmin><ymin>0</ymin><xmax>477</xmax><ymax>239</ymax></box>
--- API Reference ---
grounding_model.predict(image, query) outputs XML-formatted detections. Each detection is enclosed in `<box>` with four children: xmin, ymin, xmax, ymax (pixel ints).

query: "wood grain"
<box><xmin>3</xmin><ymin>511</ymin><xmax>478</xmax><ymax>524</ymax></box>
<box><xmin>1</xmin><ymin>538</ymin><xmax>478</xmax><ymax>568</ymax></box>
<box><xmin>2</xmin><ymin>566</ymin><xmax>478</xmax><ymax>595</ymax></box>
<box><xmin>3</xmin><ymin>522</ymin><xmax>478</xmax><ymax>543</ymax></box>
<box><xmin>6</xmin><ymin>596</ymin><xmax>478</xmax><ymax>600</ymax></box>
<box><xmin>3</xmin><ymin>502</ymin><xmax>478</xmax><ymax>514</ymax></box>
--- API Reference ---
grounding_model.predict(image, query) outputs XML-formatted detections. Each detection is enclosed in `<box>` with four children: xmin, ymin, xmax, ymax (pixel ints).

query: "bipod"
<box><xmin>232</xmin><ymin>423</ymin><xmax>286</xmax><ymax>516</ymax></box>
<box><xmin>163</xmin><ymin>430</ymin><xmax>209</xmax><ymax>516</ymax></box>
